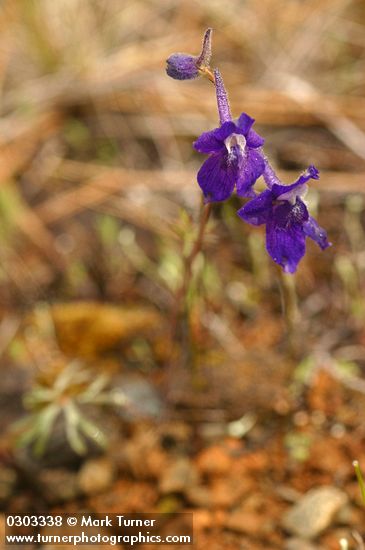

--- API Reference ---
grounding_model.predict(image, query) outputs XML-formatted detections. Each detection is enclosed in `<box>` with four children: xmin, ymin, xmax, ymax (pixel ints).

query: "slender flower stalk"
<box><xmin>184</xmin><ymin>202</ymin><xmax>212</xmax><ymax>282</ymax></box>
<box><xmin>165</xmin><ymin>200</ymin><xmax>212</xmax><ymax>400</ymax></box>
<box><xmin>170</xmin><ymin>201</ymin><xmax>212</xmax><ymax>340</ymax></box>
<box><xmin>262</xmin><ymin>159</ymin><xmax>282</xmax><ymax>188</ymax></box>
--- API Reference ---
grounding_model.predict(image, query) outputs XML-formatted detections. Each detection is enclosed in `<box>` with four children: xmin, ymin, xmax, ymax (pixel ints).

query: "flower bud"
<box><xmin>166</xmin><ymin>28</ymin><xmax>212</xmax><ymax>81</ymax></box>
<box><xmin>166</xmin><ymin>53</ymin><xmax>200</xmax><ymax>80</ymax></box>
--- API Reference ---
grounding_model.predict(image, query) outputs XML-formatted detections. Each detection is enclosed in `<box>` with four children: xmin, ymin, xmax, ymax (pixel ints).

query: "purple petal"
<box><xmin>294</xmin><ymin>165</ymin><xmax>319</xmax><ymax>184</ymax></box>
<box><xmin>272</xmin><ymin>165</ymin><xmax>319</xmax><ymax>200</ymax></box>
<box><xmin>197</xmin><ymin>151</ymin><xmax>236</xmax><ymax>202</ymax></box>
<box><xmin>213</xmin><ymin>121</ymin><xmax>237</xmax><ymax>141</ymax></box>
<box><xmin>303</xmin><ymin>216</ymin><xmax>331</xmax><ymax>250</ymax></box>
<box><xmin>266</xmin><ymin>199</ymin><xmax>309</xmax><ymax>273</ymax></box>
<box><xmin>236</xmin><ymin>149</ymin><xmax>266</xmax><ymax>197</ymax></box>
<box><xmin>266</xmin><ymin>217</ymin><xmax>306</xmax><ymax>274</ymax></box>
<box><xmin>246</xmin><ymin>129</ymin><xmax>265</xmax><ymax>148</ymax></box>
<box><xmin>166</xmin><ymin>53</ymin><xmax>200</xmax><ymax>80</ymax></box>
<box><xmin>193</xmin><ymin>122</ymin><xmax>236</xmax><ymax>154</ymax></box>
<box><xmin>237</xmin><ymin>189</ymin><xmax>273</xmax><ymax>225</ymax></box>
<box><xmin>193</xmin><ymin>129</ymin><xmax>225</xmax><ymax>154</ymax></box>
<box><xmin>273</xmin><ymin>199</ymin><xmax>309</xmax><ymax>228</ymax></box>
<box><xmin>236</xmin><ymin>113</ymin><xmax>255</xmax><ymax>135</ymax></box>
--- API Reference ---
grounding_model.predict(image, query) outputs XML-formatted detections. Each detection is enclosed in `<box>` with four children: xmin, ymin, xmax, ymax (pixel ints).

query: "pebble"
<box><xmin>192</xmin><ymin>509</ymin><xmax>213</xmax><ymax>531</ymax></box>
<box><xmin>38</xmin><ymin>469</ymin><xmax>79</xmax><ymax>503</ymax></box>
<box><xmin>285</xmin><ymin>537</ymin><xmax>320</xmax><ymax>550</ymax></box>
<box><xmin>224</xmin><ymin>510</ymin><xmax>264</xmax><ymax>535</ymax></box>
<box><xmin>210</xmin><ymin>478</ymin><xmax>244</xmax><ymax>508</ymax></box>
<box><xmin>78</xmin><ymin>457</ymin><xmax>115</xmax><ymax>495</ymax></box>
<box><xmin>159</xmin><ymin>457</ymin><xmax>199</xmax><ymax>494</ymax></box>
<box><xmin>195</xmin><ymin>445</ymin><xmax>232</xmax><ymax>476</ymax></box>
<box><xmin>186</xmin><ymin>486</ymin><xmax>212</xmax><ymax>508</ymax></box>
<box><xmin>282</xmin><ymin>486</ymin><xmax>348</xmax><ymax>539</ymax></box>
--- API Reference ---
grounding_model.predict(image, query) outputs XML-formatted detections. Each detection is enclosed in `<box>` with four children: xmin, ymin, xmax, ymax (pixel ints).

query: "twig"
<box><xmin>170</xmin><ymin>201</ymin><xmax>212</xmax><ymax>340</ymax></box>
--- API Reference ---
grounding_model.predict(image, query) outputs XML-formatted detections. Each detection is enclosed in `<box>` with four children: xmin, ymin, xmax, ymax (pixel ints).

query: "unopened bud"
<box><xmin>166</xmin><ymin>28</ymin><xmax>212</xmax><ymax>81</ymax></box>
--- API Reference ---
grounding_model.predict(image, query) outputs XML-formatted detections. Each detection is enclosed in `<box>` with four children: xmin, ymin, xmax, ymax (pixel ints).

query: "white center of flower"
<box><xmin>278</xmin><ymin>184</ymin><xmax>308</xmax><ymax>205</ymax></box>
<box><xmin>224</xmin><ymin>133</ymin><xmax>246</xmax><ymax>161</ymax></box>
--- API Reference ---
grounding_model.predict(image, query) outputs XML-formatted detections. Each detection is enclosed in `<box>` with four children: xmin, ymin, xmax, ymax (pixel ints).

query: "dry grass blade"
<box><xmin>0</xmin><ymin>111</ymin><xmax>63</xmax><ymax>182</ymax></box>
<box><xmin>1</xmin><ymin>181</ymin><xmax>67</xmax><ymax>270</ymax></box>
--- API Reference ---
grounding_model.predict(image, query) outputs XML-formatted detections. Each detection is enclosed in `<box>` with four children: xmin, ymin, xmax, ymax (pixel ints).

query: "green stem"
<box><xmin>353</xmin><ymin>460</ymin><xmax>365</xmax><ymax>506</ymax></box>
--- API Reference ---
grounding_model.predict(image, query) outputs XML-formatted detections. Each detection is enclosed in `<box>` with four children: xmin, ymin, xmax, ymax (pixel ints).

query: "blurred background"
<box><xmin>1</xmin><ymin>1</ymin><xmax>365</xmax><ymax>548</ymax></box>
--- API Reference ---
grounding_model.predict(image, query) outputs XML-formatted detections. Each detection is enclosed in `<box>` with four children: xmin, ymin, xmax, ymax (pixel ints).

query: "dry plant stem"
<box><xmin>277</xmin><ymin>267</ymin><xmax>300</xmax><ymax>353</ymax></box>
<box><xmin>199</xmin><ymin>66</ymin><xmax>215</xmax><ymax>83</ymax></box>
<box><xmin>170</xmin><ymin>200</ymin><xmax>212</xmax><ymax>341</ymax></box>
<box><xmin>166</xmin><ymin>201</ymin><xmax>212</xmax><ymax>404</ymax></box>
<box><xmin>167</xmin><ymin>65</ymin><xmax>214</xmax><ymax>395</ymax></box>
<box><xmin>353</xmin><ymin>461</ymin><xmax>365</xmax><ymax>506</ymax></box>
<box><xmin>185</xmin><ymin>200</ymin><xmax>212</xmax><ymax>285</ymax></box>
<box><xmin>352</xmin><ymin>531</ymin><xmax>365</xmax><ymax>550</ymax></box>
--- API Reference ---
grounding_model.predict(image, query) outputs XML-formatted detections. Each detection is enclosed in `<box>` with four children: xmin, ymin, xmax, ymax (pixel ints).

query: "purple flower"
<box><xmin>166</xmin><ymin>29</ymin><xmax>212</xmax><ymax>81</ymax></box>
<box><xmin>237</xmin><ymin>165</ymin><xmax>331</xmax><ymax>273</ymax></box>
<box><xmin>193</xmin><ymin>70</ymin><xmax>265</xmax><ymax>202</ymax></box>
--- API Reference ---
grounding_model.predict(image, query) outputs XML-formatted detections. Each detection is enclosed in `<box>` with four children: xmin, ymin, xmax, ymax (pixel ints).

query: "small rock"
<box><xmin>193</xmin><ymin>509</ymin><xmax>213</xmax><ymax>531</ymax></box>
<box><xmin>224</xmin><ymin>510</ymin><xmax>264</xmax><ymax>535</ymax></box>
<box><xmin>159</xmin><ymin>457</ymin><xmax>199</xmax><ymax>494</ymax></box>
<box><xmin>282</xmin><ymin>486</ymin><xmax>348</xmax><ymax>539</ymax></box>
<box><xmin>210</xmin><ymin>478</ymin><xmax>243</xmax><ymax>508</ymax></box>
<box><xmin>89</xmin><ymin>479</ymin><xmax>157</xmax><ymax>513</ymax></box>
<box><xmin>159</xmin><ymin>422</ymin><xmax>193</xmax><ymax>452</ymax></box>
<box><xmin>39</xmin><ymin>468</ymin><xmax>79</xmax><ymax>503</ymax></box>
<box><xmin>196</xmin><ymin>445</ymin><xmax>232</xmax><ymax>476</ymax></box>
<box><xmin>285</xmin><ymin>537</ymin><xmax>320</xmax><ymax>550</ymax></box>
<box><xmin>0</xmin><ymin>467</ymin><xmax>17</xmax><ymax>503</ymax></box>
<box><xmin>120</xmin><ymin>428</ymin><xmax>169</xmax><ymax>479</ymax></box>
<box><xmin>113</xmin><ymin>374</ymin><xmax>162</xmax><ymax>419</ymax></box>
<box><xmin>212</xmin><ymin>509</ymin><xmax>229</xmax><ymax>528</ymax></box>
<box><xmin>78</xmin><ymin>457</ymin><xmax>115</xmax><ymax>495</ymax></box>
<box><xmin>186</xmin><ymin>486</ymin><xmax>212</xmax><ymax>508</ymax></box>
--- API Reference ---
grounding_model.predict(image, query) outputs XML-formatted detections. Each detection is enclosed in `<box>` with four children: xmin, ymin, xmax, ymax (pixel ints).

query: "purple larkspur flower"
<box><xmin>237</xmin><ymin>165</ymin><xmax>331</xmax><ymax>273</ymax></box>
<box><xmin>166</xmin><ymin>28</ymin><xmax>212</xmax><ymax>80</ymax></box>
<box><xmin>193</xmin><ymin>69</ymin><xmax>265</xmax><ymax>202</ymax></box>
